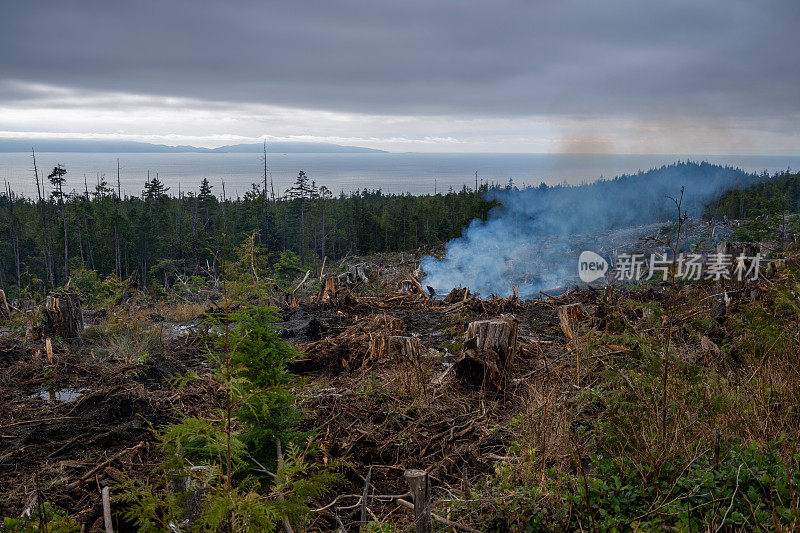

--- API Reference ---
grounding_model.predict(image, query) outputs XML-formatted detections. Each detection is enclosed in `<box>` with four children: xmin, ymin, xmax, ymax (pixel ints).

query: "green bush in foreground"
<box><xmin>476</xmin><ymin>441</ymin><xmax>799</xmax><ymax>531</ymax></box>
<box><xmin>122</xmin><ymin>304</ymin><xmax>341</xmax><ymax>531</ymax></box>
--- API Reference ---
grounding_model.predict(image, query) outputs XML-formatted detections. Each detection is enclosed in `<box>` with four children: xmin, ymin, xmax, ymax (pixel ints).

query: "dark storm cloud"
<box><xmin>1</xmin><ymin>0</ymin><xmax>798</xmax><ymax>118</ymax></box>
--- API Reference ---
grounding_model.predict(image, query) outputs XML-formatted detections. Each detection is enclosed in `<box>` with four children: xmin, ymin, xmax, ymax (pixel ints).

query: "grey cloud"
<box><xmin>0</xmin><ymin>0</ymin><xmax>798</xmax><ymax>119</ymax></box>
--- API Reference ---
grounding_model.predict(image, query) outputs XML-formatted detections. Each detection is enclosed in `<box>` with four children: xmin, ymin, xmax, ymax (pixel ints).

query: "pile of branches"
<box><xmin>299</xmin><ymin>313</ymin><xmax>407</xmax><ymax>373</ymax></box>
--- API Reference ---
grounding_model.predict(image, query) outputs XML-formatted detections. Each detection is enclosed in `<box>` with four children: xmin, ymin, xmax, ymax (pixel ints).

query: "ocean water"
<box><xmin>1</xmin><ymin>152</ymin><xmax>798</xmax><ymax>198</ymax></box>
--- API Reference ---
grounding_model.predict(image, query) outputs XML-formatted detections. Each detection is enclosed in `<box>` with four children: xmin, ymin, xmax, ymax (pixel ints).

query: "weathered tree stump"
<box><xmin>370</xmin><ymin>334</ymin><xmax>420</xmax><ymax>364</ymax></box>
<box><xmin>43</xmin><ymin>293</ymin><xmax>83</xmax><ymax>340</ymax></box>
<box><xmin>25</xmin><ymin>309</ymin><xmax>38</xmax><ymax>341</ymax></box>
<box><xmin>398</xmin><ymin>278</ymin><xmax>424</xmax><ymax>295</ymax></box>
<box><xmin>558</xmin><ymin>303</ymin><xmax>588</xmax><ymax>340</ymax></box>
<box><xmin>337</xmin><ymin>264</ymin><xmax>368</xmax><ymax>287</ymax></box>
<box><xmin>455</xmin><ymin>315</ymin><xmax>518</xmax><ymax>388</ymax></box>
<box><xmin>316</xmin><ymin>276</ymin><xmax>338</xmax><ymax>303</ymax></box>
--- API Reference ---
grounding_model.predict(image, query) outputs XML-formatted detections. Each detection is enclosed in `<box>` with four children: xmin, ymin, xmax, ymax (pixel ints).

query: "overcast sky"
<box><xmin>1</xmin><ymin>0</ymin><xmax>798</xmax><ymax>153</ymax></box>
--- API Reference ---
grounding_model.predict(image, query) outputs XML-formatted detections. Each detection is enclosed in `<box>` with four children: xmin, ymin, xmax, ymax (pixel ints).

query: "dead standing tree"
<box><xmin>48</xmin><ymin>164</ymin><xmax>69</xmax><ymax>282</ymax></box>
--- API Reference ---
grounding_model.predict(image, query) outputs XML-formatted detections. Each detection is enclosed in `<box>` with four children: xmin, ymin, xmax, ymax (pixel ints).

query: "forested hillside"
<box><xmin>0</xmin><ymin>163</ymin><xmax>494</xmax><ymax>296</ymax></box>
<box><xmin>704</xmin><ymin>168</ymin><xmax>800</xmax><ymax>220</ymax></box>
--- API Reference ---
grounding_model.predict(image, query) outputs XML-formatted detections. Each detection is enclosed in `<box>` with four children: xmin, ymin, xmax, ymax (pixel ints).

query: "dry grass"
<box><xmin>162</xmin><ymin>301</ymin><xmax>208</xmax><ymax>322</ymax></box>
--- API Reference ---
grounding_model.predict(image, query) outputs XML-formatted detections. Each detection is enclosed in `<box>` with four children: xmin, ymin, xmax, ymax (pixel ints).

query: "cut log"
<box><xmin>43</xmin><ymin>293</ymin><xmax>83</xmax><ymax>340</ymax></box>
<box><xmin>455</xmin><ymin>315</ymin><xmax>518</xmax><ymax>388</ymax></box>
<box><xmin>558</xmin><ymin>303</ymin><xmax>588</xmax><ymax>340</ymax></box>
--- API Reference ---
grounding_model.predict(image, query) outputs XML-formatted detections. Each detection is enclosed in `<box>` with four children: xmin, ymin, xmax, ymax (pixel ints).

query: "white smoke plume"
<box><xmin>421</xmin><ymin>161</ymin><xmax>759</xmax><ymax>297</ymax></box>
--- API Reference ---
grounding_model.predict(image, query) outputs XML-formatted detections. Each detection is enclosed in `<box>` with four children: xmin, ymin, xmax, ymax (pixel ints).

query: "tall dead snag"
<box><xmin>43</xmin><ymin>292</ymin><xmax>83</xmax><ymax>340</ymax></box>
<box><xmin>558</xmin><ymin>303</ymin><xmax>588</xmax><ymax>341</ymax></box>
<box><xmin>455</xmin><ymin>315</ymin><xmax>518</xmax><ymax>388</ymax></box>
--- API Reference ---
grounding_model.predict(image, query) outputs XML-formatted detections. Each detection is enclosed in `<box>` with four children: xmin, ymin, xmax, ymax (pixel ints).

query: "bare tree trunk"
<box><xmin>58</xmin><ymin>181</ymin><xmax>68</xmax><ymax>282</ymax></box>
<box><xmin>193</xmin><ymin>194</ymin><xmax>199</xmax><ymax>269</ymax></box>
<box><xmin>83</xmin><ymin>216</ymin><xmax>95</xmax><ymax>270</ymax></box>
<box><xmin>262</xmin><ymin>140</ymin><xmax>275</xmax><ymax>248</ymax></box>
<box><xmin>32</xmin><ymin>150</ymin><xmax>54</xmax><ymax>287</ymax></box>
<box><xmin>77</xmin><ymin>225</ymin><xmax>85</xmax><ymax>268</ymax></box>
<box><xmin>177</xmin><ymin>185</ymin><xmax>183</xmax><ymax>262</ymax></box>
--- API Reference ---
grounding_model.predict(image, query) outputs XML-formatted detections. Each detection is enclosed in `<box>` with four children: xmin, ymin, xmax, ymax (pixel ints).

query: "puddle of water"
<box><xmin>28</xmin><ymin>387</ymin><xmax>89</xmax><ymax>403</ymax></box>
<box><xmin>157</xmin><ymin>321</ymin><xmax>201</xmax><ymax>339</ymax></box>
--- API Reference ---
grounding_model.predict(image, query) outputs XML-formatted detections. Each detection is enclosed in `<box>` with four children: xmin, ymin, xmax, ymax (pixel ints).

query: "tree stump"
<box><xmin>713</xmin><ymin>242</ymin><xmax>761</xmax><ymax>316</ymax></box>
<box><xmin>558</xmin><ymin>303</ymin><xmax>588</xmax><ymax>340</ymax></box>
<box><xmin>316</xmin><ymin>277</ymin><xmax>338</xmax><ymax>303</ymax></box>
<box><xmin>398</xmin><ymin>278</ymin><xmax>426</xmax><ymax>296</ymax></box>
<box><xmin>25</xmin><ymin>309</ymin><xmax>38</xmax><ymax>340</ymax></box>
<box><xmin>337</xmin><ymin>264</ymin><xmax>368</xmax><ymax>287</ymax></box>
<box><xmin>43</xmin><ymin>293</ymin><xmax>83</xmax><ymax>340</ymax></box>
<box><xmin>370</xmin><ymin>334</ymin><xmax>420</xmax><ymax>364</ymax></box>
<box><xmin>455</xmin><ymin>315</ymin><xmax>518</xmax><ymax>388</ymax></box>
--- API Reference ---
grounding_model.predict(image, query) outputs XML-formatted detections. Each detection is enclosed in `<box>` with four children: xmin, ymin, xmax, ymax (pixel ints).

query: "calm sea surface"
<box><xmin>1</xmin><ymin>152</ymin><xmax>798</xmax><ymax>198</ymax></box>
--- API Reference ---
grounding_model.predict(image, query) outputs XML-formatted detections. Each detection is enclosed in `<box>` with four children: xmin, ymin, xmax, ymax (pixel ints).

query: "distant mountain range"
<box><xmin>0</xmin><ymin>139</ymin><xmax>387</xmax><ymax>154</ymax></box>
